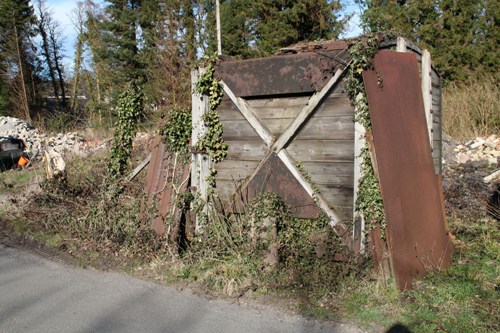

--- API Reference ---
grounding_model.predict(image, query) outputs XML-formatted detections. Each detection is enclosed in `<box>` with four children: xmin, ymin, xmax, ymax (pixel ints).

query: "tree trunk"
<box><xmin>70</xmin><ymin>35</ymin><xmax>83</xmax><ymax>112</ymax></box>
<box><xmin>13</xmin><ymin>23</ymin><xmax>31</xmax><ymax>123</ymax></box>
<box><xmin>39</xmin><ymin>21</ymin><xmax>59</xmax><ymax>106</ymax></box>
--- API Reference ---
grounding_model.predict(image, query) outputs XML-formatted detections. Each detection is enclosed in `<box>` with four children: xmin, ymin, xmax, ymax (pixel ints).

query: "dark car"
<box><xmin>0</xmin><ymin>136</ymin><xmax>27</xmax><ymax>171</ymax></box>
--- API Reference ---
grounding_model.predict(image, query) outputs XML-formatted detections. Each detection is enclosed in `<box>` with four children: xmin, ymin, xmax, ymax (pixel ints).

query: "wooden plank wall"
<box><xmin>215</xmin><ymin>83</ymin><xmax>355</xmax><ymax>221</ymax></box>
<box><xmin>431</xmin><ymin>69</ymin><xmax>442</xmax><ymax>174</ymax></box>
<box><xmin>215</xmin><ymin>95</ymin><xmax>309</xmax><ymax>201</ymax></box>
<box><xmin>288</xmin><ymin>83</ymin><xmax>355</xmax><ymax>221</ymax></box>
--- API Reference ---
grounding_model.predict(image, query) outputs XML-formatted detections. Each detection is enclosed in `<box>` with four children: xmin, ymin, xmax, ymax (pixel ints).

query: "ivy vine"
<box><xmin>195</xmin><ymin>53</ymin><xmax>228</xmax><ymax>164</ymax></box>
<box><xmin>345</xmin><ymin>34</ymin><xmax>387</xmax><ymax>236</ymax></box>
<box><xmin>161</xmin><ymin>106</ymin><xmax>192</xmax><ymax>159</ymax></box>
<box><xmin>109</xmin><ymin>83</ymin><xmax>144</xmax><ymax>179</ymax></box>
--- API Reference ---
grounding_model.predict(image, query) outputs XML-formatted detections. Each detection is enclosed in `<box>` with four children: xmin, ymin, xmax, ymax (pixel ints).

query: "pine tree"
<box><xmin>356</xmin><ymin>0</ymin><xmax>499</xmax><ymax>82</ymax></box>
<box><xmin>219</xmin><ymin>0</ymin><xmax>348</xmax><ymax>58</ymax></box>
<box><xmin>0</xmin><ymin>0</ymin><xmax>37</xmax><ymax>121</ymax></box>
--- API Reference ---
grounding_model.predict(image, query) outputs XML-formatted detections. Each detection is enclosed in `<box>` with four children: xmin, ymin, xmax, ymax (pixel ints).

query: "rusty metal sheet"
<box><xmin>215</xmin><ymin>50</ymin><xmax>348</xmax><ymax>97</ymax></box>
<box><xmin>363</xmin><ymin>51</ymin><xmax>453</xmax><ymax>290</ymax></box>
<box><xmin>240</xmin><ymin>153</ymin><xmax>320</xmax><ymax>218</ymax></box>
<box><xmin>142</xmin><ymin>136</ymin><xmax>192</xmax><ymax>236</ymax></box>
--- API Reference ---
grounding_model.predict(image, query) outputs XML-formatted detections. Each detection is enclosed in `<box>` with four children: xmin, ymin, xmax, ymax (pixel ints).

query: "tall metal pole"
<box><xmin>216</xmin><ymin>0</ymin><xmax>222</xmax><ymax>55</ymax></box>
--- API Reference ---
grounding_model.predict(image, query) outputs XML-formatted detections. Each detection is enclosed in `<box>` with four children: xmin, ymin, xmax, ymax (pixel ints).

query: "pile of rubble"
<box><xmin>453</xmin><ymin>135</ymin><xmax>499</xmax><ymax>166</ymax></box>
<box><xmin>0</xmin><ymin>116</ymin><xmax>82</xmax><ymax>156</ymax></box>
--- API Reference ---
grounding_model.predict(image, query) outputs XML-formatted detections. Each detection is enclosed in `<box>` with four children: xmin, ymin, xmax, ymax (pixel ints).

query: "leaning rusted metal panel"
<box><xmin>362</xmin><ymin>51</ymin><xmax>453</xmax><ymax>289</ymax></box>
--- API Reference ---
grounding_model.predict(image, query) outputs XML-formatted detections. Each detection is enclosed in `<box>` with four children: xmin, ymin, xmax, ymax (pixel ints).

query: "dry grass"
<box><xmin>442</xmin><ymin>75</ymin><xmax>499</xmax><ymax>140</ymax></box>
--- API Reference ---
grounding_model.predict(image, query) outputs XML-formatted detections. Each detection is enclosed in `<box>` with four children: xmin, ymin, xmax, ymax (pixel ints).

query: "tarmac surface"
<box><xmin>0</xmin><ymin>244</ymin><xmax>364</xmax><ymax>333</ymax></box>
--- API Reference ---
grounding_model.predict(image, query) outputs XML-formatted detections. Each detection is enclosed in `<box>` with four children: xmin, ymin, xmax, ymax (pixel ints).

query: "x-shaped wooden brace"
<box><xmin>221</xmin><ymin>66</ymin><xmax>350</xmax><ymax>236</ymax></box>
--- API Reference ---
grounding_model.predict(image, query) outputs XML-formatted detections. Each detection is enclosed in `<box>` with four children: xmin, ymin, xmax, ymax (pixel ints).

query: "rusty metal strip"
<box><xmin>142</xmin><ymin>137</ymin><xmax>193</xmax><ymax>236</ymax></box>
<box><xmin>362</xmin><ymin>51</ymin><xmax>453</xmax><ymax>289</ymax></box>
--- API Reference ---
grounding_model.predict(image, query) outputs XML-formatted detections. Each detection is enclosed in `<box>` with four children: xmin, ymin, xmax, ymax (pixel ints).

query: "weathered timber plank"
<box><xmin>245</xmin><ymin>95</ymin><xmax>310</xmax><ymax>108</ymax></box>
<box><xmin>300</xmin><ymin>161</ymin><xmax>354</xmax><ymax>185</ymax></box>
<box><xmin>277</xmin><ymin>149</ymin><xmax>343</xmax><ymax>226</ymax></box>
<box><xmin>215</xmin><ymin>159</ymin><xmax>260</xmax><ymax>181</ymax></box>
<box><xmin>262</xmin><ymin>117</ymin><xmax>296</xmax><ymax>136</ymax></box>
<box><xmin>219</xmin><ymin>92</ymin><xmax>353</xmax><ymax>120</ymax></box>
<box><xmin>313</xmin><ymin>94</ymin><xmax>354</xmax><ymax>117</ymax></box>
<box><xmin>222</xmin><ymin>81</ymin><xmax>274</xmax><ymax>146</ymax></box>
<box><xmin>286</xmin><ymin>140</ymin><xmax>354</xmax><ymax>162</ymax></box>
<box><xmin>396</xmin><ymin>37</ymin><xmax>407</xmax><ymax>52</ymax></box>
<box><xmin>222</xmin><ymin>119</ymin><xmax>263</xmax><ymax>139</ymax></box>
<box><xmin>226</xmin><ymin>141</ymin><xmax>269</xmax><ymax>160</ymax></box>
<box><xmin>273</xmin><ymin>68</ymin><xmax>346</xmax><ymax>153</ymax></box>
<box><xmin>316</xmin><ymin>184</ymin><xmax>353</xmax><ymax>220</ymax></box>
<box><xmin>296</xmin><ymin>115</ymin><xmax>354</xmax><ymax>141</ymax></box>
<box><xmin>421</xmin><ymin>50</ymin><xmax>433</xmax><ymax>147</ymax></box>
<box><xmin>218</xmin><ymin>100</ymin><xmax>244</xmax><ymax>121</ymax></box>
<box><xmin>214</xmin><ymin>179</ymin><xmax>244</xmax><ymax>197</ymax></box>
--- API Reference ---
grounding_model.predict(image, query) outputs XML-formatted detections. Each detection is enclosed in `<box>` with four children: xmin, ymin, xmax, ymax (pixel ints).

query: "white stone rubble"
<box><xmin>0</xmin><ymin>116</ymin><xmax>82</xmax><ymax>157</ymax></box>
<box><xmin>453</xmin><ymin>135</ymin><xmax>500</xmax><ymax>166</ymax></box>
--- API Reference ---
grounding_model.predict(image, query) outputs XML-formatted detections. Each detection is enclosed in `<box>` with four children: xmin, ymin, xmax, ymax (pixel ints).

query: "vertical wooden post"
<box><xmin>421</xmin><ymin>50</ymin><xmax>433</xmax><ymax>149</ymax></box>
<box><xmin>216</xmin><ymin>0</ymin><xmax>222</xmax><ymax>55</ymax></box>
<box><xmin>396</xmin><ymin>36</ymin><xmax>407</xmax><ymax>52</ymax></box>
<box><xmin>353</xmin><ymin>119</ymin><xmax>366</xmax><ymax>254</ymax></box>
<box><xmin>191</xmin><ymin>68</ymin><xmax>211</xmax><ymax>231</ymax></box>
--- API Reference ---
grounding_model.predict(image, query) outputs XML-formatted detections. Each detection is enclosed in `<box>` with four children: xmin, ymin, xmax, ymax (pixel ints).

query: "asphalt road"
<box><xmin>0</xmin><ymin>244</ymin><xmax>364</xmax><ymax>333</ymax></box>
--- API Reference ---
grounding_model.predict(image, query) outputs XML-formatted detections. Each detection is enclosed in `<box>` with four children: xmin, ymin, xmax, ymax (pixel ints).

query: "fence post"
<box><xmin>191</xmin><ymin>68</ymin><xmax>211</xmax><ymax>232</ymax></box>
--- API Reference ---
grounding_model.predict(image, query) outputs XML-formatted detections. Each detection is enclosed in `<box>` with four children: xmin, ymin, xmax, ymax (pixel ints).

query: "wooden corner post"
<box><xmin>191</xmin><ymin>68</ymin><xmax>211</xmax><ymax>232</ymax></box>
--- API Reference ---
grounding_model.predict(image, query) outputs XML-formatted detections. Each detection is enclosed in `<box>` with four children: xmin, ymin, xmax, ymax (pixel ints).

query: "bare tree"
<box><xmin>70</xmin><ymin>1</ymin><xmax>86</xmax><ymax>112</ymax></box>
<box><xmin>34</xmin><ymin>0</ymin><xmax>66</xmax><ymax>110</ymax></box>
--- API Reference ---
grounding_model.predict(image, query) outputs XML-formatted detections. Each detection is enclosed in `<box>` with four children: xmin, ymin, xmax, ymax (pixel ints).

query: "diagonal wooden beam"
<box><xmin>277</xmin><ymin>150</ymin><xmax>343</xmax><ymax>227</ymax></box>
<box><xmin>272</xmin><ymin>66</ymin><xmax>348</xmax><ymax>153</ymax></box>
<box><xmin>221</xmin><ymin>80</ymin><xmax>347</xmax><ymax>232</ymax></box>
<box><xmin>221</xmin><ymin>81</ymin><xmax>274</xmax><ymax>146</ymax></box>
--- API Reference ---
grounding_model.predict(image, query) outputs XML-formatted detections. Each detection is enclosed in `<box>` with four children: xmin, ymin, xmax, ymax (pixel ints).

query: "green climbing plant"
<box><xmin>345</xmin><ymin>34</ymin><xmax>387</xmax><ymax>235</ymax></box>
<box><xmin>195</xmin><ymin>53</ymin><xmax>228</xmax><ymax>164</ymax></box>
<box><xmin>161</xmin><ymin>106</ymin><xmax>192</xmax><ymax>159</ymax></box>
<box><xmin>109</xmin><ymin>83</ymin><xmax>144</xmax><ymax>179</ymax></box>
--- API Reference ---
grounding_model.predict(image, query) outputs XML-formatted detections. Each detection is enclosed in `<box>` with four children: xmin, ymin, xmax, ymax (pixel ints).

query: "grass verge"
<box><xmin>1</xmin><ymin>148</ymin><xmax>498</xmax><ymax>333</ymax></box>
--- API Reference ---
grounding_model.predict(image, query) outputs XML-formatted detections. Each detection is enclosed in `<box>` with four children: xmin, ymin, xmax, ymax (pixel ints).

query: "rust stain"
<box><xmin>216</xmin><ymin>50</ymin><xmax>348</xmax><ymax>97</ymax></box>
<box><xmin>142</xmin><ymin>136</ymin><xmax>191</xmax><ymax>236</ymax></box>
<box><xmin>363</xmin><ymin>51</ymin><xmax>453</xmax><ymax>290</ymax></box>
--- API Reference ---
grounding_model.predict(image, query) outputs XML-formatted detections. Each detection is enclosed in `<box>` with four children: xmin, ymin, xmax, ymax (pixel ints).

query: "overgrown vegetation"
<box><xmin>0</xmin><ymin>1</ymin><xmax>498</xmax><ymax>331</ymax></box>
<box><xmin>345</xmin><ymin>34</ymin><xmax>386</xmax><ymax>236</ymax></box>
<box><xmin>443</xmin><ymin>75</ymin><xmax>500</xmax><ymax>140</ymax></box>
<box><xmin>338</xmin><ymin>214</ymin><xmax>499</xmax><ymax>332</ymax></box>
<box><xmin>108</xmin><ymin>84</ymin><xmax>144</xmax><ymax>179</ymax></box>
<box><xmin>194</xmin><ymin>55</ymin><xmax>228</xmax><ymax>164</ymax></box>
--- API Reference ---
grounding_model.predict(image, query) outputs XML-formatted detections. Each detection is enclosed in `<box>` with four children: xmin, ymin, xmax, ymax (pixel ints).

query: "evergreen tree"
<box><xmin>356</xmin><ymin>0</ymin><xmax>499</xmax><ymax>82</ymax></box>
<box><xmin>0</xmin><ymin>0</ymin><xmax>37</xmax><ymax>121</ymax></box>
<box><xmin>218</xmin><ymin>0</ymin><xmax>347</xmax><ymax>58</ymax></box>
